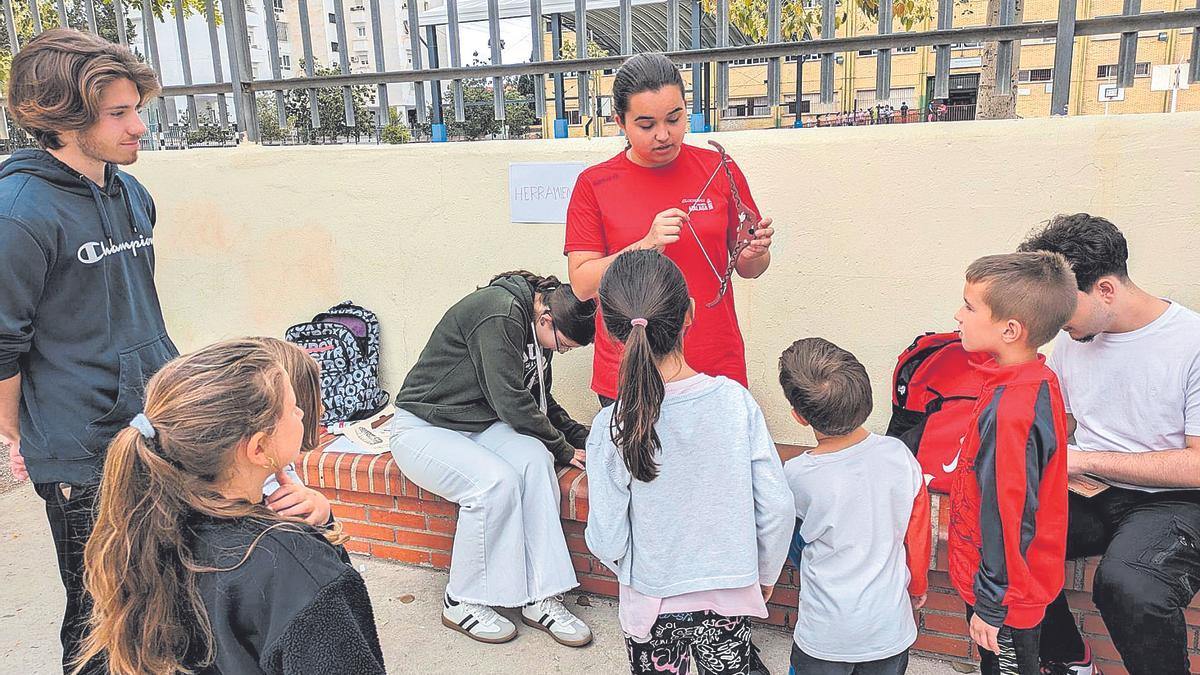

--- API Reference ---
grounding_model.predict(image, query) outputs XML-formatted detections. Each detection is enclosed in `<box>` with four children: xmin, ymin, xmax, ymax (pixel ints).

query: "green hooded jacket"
<box><xmin>395</xmin><ymin>275</ymin><xmax>584</xmax><ymax>463</ymax></box>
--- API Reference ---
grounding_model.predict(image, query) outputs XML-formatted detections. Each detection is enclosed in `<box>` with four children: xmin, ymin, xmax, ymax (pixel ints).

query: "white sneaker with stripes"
<box><xmin>521</xmin><ymin>595</ymin><xmax>593</xmax><ymax>647</ymax></box>
<box><xmin>441</xmin><ymin>592</ymin><xmax>517</xmax><ymax>644</ymax></box>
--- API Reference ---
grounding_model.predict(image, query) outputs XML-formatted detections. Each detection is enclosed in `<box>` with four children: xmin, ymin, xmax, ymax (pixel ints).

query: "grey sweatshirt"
<box><xmin>584</xmin><ymin>375</ymin><xmax>795</xmax><ymax>597</ymax></box>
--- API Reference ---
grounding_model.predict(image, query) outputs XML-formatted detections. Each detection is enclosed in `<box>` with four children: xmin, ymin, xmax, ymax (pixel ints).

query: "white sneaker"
<box><xmin>521</xmin><ymin>595</ymin><xmax>593</xmax><ymax>647</ymax></box>
<box><xmin>441</xmin><ymin>593</ymin><xmax>517</xmax><ymax>644</ymax></box>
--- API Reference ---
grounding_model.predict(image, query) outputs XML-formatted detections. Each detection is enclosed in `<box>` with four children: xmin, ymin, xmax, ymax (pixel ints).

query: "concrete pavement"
<box><xmin>0</xmin><ymin>486</ymin><xmax>966</xmax><ymax>674</ymax></box>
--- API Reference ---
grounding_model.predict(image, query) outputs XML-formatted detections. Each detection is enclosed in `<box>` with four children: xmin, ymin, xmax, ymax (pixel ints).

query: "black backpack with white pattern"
<box><xmin>285</xmin><ymin>301</ymin><xmax>390</xmax><ymax>426</ymax></box>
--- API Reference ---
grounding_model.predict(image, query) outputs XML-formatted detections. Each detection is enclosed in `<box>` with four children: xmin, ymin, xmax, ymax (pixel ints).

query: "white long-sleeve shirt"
<box><xmin>585</xmin><ymin>375</ymin><xmax>795</xmax><ymax>598</ymax></box>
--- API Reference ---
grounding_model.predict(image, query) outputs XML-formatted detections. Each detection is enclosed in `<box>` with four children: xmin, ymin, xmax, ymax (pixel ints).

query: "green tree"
<box><xmin>559</xmin><ymin>36</ymin><xmax>610</xmax><ymax>59</ymax></box>
<box><xmin>414</xmin><ymin>58</ymin><xmax>540</xmax><ymax>141</ymax></box>
<box><xmin>256</xmin><ymin>94</ymin><xmax>286</xmax><ymax>142</ymax></box>
<box><xmin>380</xmin><ymin>121</ymin><xmax>410</xmax><ymax>144</ymax></box>
<box><xmin>1</xmin><ymin>0</ymin><xmax>211</xmax><ymax>84</ymax></box>
<box><xmin>707</xmin><ymin>0</ymin><xmax>932</xmax><ymax>43</ymax></box>
<box><xmin>283</xmin><ymin>63</ymin><xmax>375</xmax><ymax>143</ymax></box>
<box><xmin>181</xmin><ymin>107</ymin><xmax>236</xmax><ymax>145</ymax></box>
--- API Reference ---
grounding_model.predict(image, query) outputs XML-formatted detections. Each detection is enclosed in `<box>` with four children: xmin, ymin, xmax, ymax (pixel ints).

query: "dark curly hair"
<box><xmin>1018</xmin><ymin>214</ymin><xmax>1129</xmax><ymax>292</ymax></box>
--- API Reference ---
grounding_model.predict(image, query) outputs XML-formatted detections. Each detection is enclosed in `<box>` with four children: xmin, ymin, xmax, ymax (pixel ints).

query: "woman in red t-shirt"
<box><xmin>565</xmin><ymin>53</ymin><xmax>774</xmax><ymax>402</ymax></box>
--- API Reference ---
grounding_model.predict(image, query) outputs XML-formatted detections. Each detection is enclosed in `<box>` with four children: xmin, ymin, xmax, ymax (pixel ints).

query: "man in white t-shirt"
<box><xmin>1020</xmin><ymin>214</ymin><xmax>1200</xmax><ymax>675</ymax></box>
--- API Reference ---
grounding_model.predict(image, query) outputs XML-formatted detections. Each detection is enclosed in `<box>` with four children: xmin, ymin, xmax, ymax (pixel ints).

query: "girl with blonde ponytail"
<box><xmin>74</xmin><ymin>338</ymin><xmax>384</xmax><ymax>675</ymax></box>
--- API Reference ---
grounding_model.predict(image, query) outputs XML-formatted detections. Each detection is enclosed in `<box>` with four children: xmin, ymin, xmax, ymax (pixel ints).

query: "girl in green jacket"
<box><xmin>391</xmin><ymin>271</ymin><xmax>596</xmax><ymax>647</ymax></box>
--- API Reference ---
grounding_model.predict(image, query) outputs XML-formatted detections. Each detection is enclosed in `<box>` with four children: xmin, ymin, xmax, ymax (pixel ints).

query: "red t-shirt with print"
<box><xmin>564</xmin><ymin>142</ymin><xmax>760</xmax><ymax>399</ymax></box>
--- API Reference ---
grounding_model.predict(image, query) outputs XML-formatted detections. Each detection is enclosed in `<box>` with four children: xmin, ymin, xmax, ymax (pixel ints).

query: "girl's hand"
<box><xmin>642</xmin><ymin>209</ymin><xmax>688</xmax><ymax>251</ymax></box>
<box><xmin>570</xmin><ymin>448</ymin><xmax>586</xmax><ymax>471</ymax></box>
<box><xmin>760</xmin><ymin>584</ymin><xmax>775</xmax><ymax>603</ymax></box>
<box><xmin>738</xmin><ymin>219</ymin><xmax>773</xmax><ymax>262</ymax></box>
<box><xmin>267</xmin><ymin>469</ymin><xmax>332</xmax><ymax>525</ymax></box>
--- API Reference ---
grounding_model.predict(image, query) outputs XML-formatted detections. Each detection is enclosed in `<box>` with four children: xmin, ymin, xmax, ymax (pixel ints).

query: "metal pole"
<box><xmin>551</xmin><ymin>13</ymin><xmax>566</xmax><ymax>119</ymax></box>
<box><xmin>876</xmin><ymin>0</ymin><xmax>892</xmax><ymax>100</ymax></box>
<box><xmin>333</xmin><ymin>0</ymin><xmax>355</xmax><ymax>126</ymax></box>
<box><xmin>1049</xmin><ymin>0</ymin><xmax>1077</xmax><ymax>114</ymax></box>
<box><xmin>368</xmin><ymin>0</ymin><xmax>390</xmax><ymax>126</ymax></box>
<box><xmin>715</xmin><ymin>0</ymin><xmax>728</xmax><ymax>112</ymax></box>
<box><xmin>486</xmin><ymin>0</ymin><xmax>504</xmax><ymax>120</ymax></box>
<box><xmin>234</xmin><ymin>0</ymin><xmax>261</xmax><ymax>140</ymax></box>
<box><xmin>446</xmin><ymin>0</ymin><xmax>465</xmax><ymax>121</ymax></box>
<box><xmin>31</xmin><ymin>0</ymin><xmax>42</xmax><ymax>34</ymax></box>
<box><xmin>690</xmin><ymin>0</ymin><xmax>701</xmax><ymax>129</ymax></box>
<box><xmin>296</xmin><ymin>0</ymin><xmax>320</xmax><ymax>128</ymax></box>
<box><xmin>204</xmin><ymin>0</ymin><xmax>230</xmax><ymax>128</ymax></box>
<box><xmin>406</xmin><ymin>0</ymin><xmax>427</xmax><ymax>123</ymax></box>
<box><xmin>619</xmin><ymin>0</ymin><xmax>631</xmax><ymax>54</ymax></box>
<box><xmin>113</xmin><ymin>0</ymin><xmax>128</xmax><ymax>47</ymax></box>
<box><xmin>795</xmin><ymin>47</ymin><xmax>804</xmax><ymax>124</ymax></box>
<box><xmin>262</xmin><ymin>0</ymin><xmax>287</xmax><ymax>129</ymax></box>
<box><xmin>221</xmin><ymin>0</ymin><xmax>260</xmax><ymax>141</ymax></box>
<box><xmin>83</xmin><ymin>0</ymin><xmax>97</xmax><ymax>32</ymax></box>
<box><xmin>575</xmin><ymin>0</ymin><xmax>589</xmax><ymax>117</ymax></box>
<box><xmin>141</xmin><ymin>0</ymin><xmax>172</xmax><ymax>131</ymax></box>
<box><xmin>767</xmin><ymin>0</ymin><xmax>781</xmax><ymax>107</ymax></box>
<box><xmin>426</xmin><ymin>24</ymin><xmax>445</xmax><ymax>133</ymax></box>
<box><xmin>995</xmin><ymin>0</ymin><xmax>1017</xmax><ymax>92</ymax></box>
<box><xmin>1115</xmin><ymin>0</ymin><xmax>1141</xmax><ymax>87</ymax></box>
<box><xmin>703</xmin><ymin>60</ymin><xmax>710</xmax><ymax>126</ymax></box>
<box><xmin>54</xmin><ymin>0</ymin><xmax>66</xmax><ymax>26</ymax></box>
<box><xmin>175</xmin><ymin>0</ymin><xmax>200</xmax><ymax>130</ymax></box>
<box><xmin>2</xmin><ymin>0</ymin><xmax>19</xmax><ymax>52</ymax></box>
<box><xmin>1190</xmin><ymin>0</ymin><xmax>1199</xmax><ymax>84</ymax></box>
<box><xmin>934</xmin><ymin>0</ymin><xmax>952</xmax><ymax>98</ymax></box>
<box><xmin>667</xmin><ymin>0</ymin><xmax>678</xmax><ymax>51</ymax></box>
<box><xmin>529</xmin><ymin>0</ymin><xmax>546</xmax><ymax>119</ymax></box>
<box><xmin>820</xmin><ymin>0</ymin><xmax>835</xmax><ymax>103</ymax></box>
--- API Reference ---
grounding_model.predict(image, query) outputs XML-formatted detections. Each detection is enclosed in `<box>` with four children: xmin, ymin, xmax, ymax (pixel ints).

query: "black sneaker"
<box><xmin>1041</xmin><ymin>643</ymin><xmax>1100</xmax><ymax>675</ymax></box>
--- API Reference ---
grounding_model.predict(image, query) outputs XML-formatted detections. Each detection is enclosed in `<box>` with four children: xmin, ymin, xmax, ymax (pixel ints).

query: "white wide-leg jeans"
<box><xmin>390</xmin><ymin>409</ymin><xmax>579</xmax><ymax>607</ymax></box>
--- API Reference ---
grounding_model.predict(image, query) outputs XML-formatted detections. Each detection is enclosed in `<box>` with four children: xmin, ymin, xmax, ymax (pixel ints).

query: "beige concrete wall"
<box><xmin>136</xmin><ymin>112</ymin><xmax>1200</xmax><ymax>447</ymax></box>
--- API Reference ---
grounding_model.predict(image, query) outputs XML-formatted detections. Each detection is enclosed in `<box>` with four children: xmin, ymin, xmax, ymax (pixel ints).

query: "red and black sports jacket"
<box><xmin>948</xmin><ymin>355</ymin><xmax>1068</xmax><ymax>629</ymax></box>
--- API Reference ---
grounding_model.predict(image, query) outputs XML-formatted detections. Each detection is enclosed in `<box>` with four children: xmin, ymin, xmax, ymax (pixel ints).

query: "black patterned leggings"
<box><xmin>625</xmin><ymin>611</ymin><xmax>753</xmax><ymax>674</ymax></box>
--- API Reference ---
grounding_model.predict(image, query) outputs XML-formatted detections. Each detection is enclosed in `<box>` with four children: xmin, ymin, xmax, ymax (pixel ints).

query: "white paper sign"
<box><xmin>509</xmin><ymin>162</ymin><xmax>587</xmax><ymax>224</ymax></box>
<box><xmin>1151</xmin><ymin>64</ymin><xmax>1190</xmax><ymax>91</ymax></box>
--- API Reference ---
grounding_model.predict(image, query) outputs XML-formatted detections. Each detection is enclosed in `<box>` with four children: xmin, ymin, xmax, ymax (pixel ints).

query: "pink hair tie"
<box><xmin>630</xmin><ymin>318</ymin><xmax>648</xmax><ymax>328</ymax></box>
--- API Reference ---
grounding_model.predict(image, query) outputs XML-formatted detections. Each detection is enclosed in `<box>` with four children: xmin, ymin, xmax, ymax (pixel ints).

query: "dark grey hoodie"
<box><xmin>0</xmin><ymin>149</ymin><xmax>177</xmax><ymax>485</ymax></box>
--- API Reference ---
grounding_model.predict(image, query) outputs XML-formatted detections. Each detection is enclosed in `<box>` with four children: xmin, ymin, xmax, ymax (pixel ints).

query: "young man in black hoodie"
<box><xmin>0</xmin><ymin>29</ymin><xmax>177</xmax><ymax>674</ymax></box>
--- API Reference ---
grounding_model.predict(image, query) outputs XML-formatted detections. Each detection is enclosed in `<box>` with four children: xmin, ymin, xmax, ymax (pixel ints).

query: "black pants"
<box><xmin>626</xmin><ymin>611</ymin><xmax>752</xmax><ymax>674</ymax></box>
<box><xmin>34</xmin><ymin>481</ymin><xmax>105</xmax><ymax>675</ymax></box>
<box><xmin>966</xmin><ymin>606</ymin><xmax>1041</xmax><ymax>675</ymax></box>
<box><xmin>790</xmin><ymin>643</ymin><xmax>909</xmax><ymax>674</ymax></box>
<box><xmin>1039</xmin><ymin>488</ymin><xmax>1200</xmax><ymax>675</ymax></box>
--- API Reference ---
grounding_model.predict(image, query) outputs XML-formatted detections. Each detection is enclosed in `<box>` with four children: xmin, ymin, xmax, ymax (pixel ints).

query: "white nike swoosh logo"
<box><xmin>942</xmin><ymin>450</ymin><xmax>962</xmax><ymax>473</ymax></box>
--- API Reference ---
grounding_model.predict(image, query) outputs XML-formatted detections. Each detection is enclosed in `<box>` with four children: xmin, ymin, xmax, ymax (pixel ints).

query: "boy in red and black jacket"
<box><xmin>949</xmin><ymin>252</ymin><xmax>1079</xmax><ymax>675</ymax></box>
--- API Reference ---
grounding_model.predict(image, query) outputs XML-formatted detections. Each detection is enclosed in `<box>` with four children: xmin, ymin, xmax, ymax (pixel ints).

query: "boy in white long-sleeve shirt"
<box><xmin>779</xmin><ymin>337</ymin><xmax>931</xmax><ymax>675</ymax></box>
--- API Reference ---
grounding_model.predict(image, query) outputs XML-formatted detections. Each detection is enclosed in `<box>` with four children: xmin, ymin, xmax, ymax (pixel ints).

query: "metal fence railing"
<box><xmin>0</xmin><ymin>0</ymin><xmax>1197</xmax><ymax>147</ymax></box>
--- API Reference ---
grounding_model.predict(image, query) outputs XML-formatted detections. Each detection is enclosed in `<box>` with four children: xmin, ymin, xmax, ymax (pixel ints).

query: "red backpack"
<box><xmin>885</xmin><ymin>332</ymin><xmax>991</xmax><ymax>493</ymax></box>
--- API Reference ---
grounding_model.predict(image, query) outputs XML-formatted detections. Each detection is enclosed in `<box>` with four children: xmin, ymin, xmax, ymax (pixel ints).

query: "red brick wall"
<box><xmin>302</xmin><ymin>448</ymin><xmax>1200</xmax><ymax>673</ymax></box>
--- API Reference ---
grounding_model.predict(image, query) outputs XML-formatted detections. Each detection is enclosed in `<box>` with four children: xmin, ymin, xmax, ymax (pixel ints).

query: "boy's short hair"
<box><xmin>965</xmin><ymin>251</ymin><xmax>1078</xmax><ymax>348</ymax></box>
<box><xmin>7</xmin><ymin>28</ymin><xmax>160</xmax><ymax>150</ymax></box>
<box><xmin>778</xmin><ymin>337</ymin><xmax>872</xmax><ymax>437</ymax></box>
<box><xmin>1017</xmin><ymin>213</ymin><xmax>1128</xmax><ymax>292</ymax></box>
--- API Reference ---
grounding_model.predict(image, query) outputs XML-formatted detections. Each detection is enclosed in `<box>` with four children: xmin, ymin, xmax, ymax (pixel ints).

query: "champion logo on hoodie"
<box><xmin>77</xmin><ymin>235</ymin><xmax>154</xmax><ymax>264</ymax></box>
